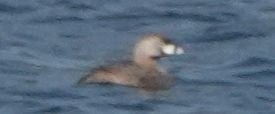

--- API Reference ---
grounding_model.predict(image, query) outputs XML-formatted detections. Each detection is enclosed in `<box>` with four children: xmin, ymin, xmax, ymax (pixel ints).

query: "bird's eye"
<box><xmin>163</xmin><ymin>38</ymin><xmax>172</xmax><ymax>44</ymax></box>
<box><xmin>151</xmin><ymin>56</ymin><xmax>161</xmax><ymax>60</ymax></box>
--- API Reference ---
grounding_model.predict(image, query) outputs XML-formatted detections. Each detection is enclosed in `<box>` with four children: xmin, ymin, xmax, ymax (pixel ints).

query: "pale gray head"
<box><xmin>133</xmin><ymin>35</ymin><xmax>184</xmax><ymax>67</ymax></box>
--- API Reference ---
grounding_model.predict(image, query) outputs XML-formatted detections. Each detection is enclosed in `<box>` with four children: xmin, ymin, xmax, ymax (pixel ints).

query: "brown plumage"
<box><xmin>78</xmin><ymin>34</ymin><xmax>184</xmax><ymax>90</ymax></box>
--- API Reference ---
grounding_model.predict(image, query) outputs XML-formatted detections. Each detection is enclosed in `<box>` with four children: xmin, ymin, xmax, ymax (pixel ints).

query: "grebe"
<box><xmin>78</xmin><ymin>34</ymin><xmax>184</xmax><ymax>90</ymax></box>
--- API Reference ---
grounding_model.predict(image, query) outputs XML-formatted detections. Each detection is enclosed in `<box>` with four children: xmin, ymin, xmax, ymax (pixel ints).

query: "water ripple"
<box><xmin>158</xmin><ymin>1</ymin><xmax>228</xmax><ymax>8</ymax></box>
<box><xmin>68</xmin><ymin>4</ymin><xmax>96</xmax><ymax>11</ymax></box>
<box><xmin>233</xmin><ymin>69</ymin><xmax>275</xmax><ymax>79</ymax></box>
<box><xmin>108</xmin><ymin>102</ymin><xmax>154</xmax><ymax>111</ymax></box>
<box><xmin>96</xmin><ymin>12</ymin><xmax>223</xmax><ymax>23</ymax></box>
<box><xmin>0</xmin><ymin>3</ymin><xmax>36</xmax><ymax>14</ymax></box>
<box><xmin>256</xmin><ymin>96</ymin><xmax>275</xmax><ymax>103</ymax></box>
<box><xmin>28</xmin><ymin>16</ymin><xmax>86</xmax><ymax>24</ymax></box>
<box><xmin>0</xmin><ymin>60</ymin><xmax>40</xmax><ymax>76</ymax></box>
<box><xmin>231</xmin><ymin>57</ymin><xmax>275</xmax><ymax>68</ymax></box>
<box><xmin>145</xmin><ymin>99</ymin><xmax>190</xmax><ymax>107</ymax></box>
<box><xmin>177</xmin><ymin>78</ymin><xmax>235</xmax><ymax>87</ymax></box>
<box><xmin>200</xmin><ymin>31</ymin><xmax>265</xmax><ymax>42</ymax></box>
<box><xmin>260</xmin><ymin>6</ymin><xmax>275</xmax><ymax>12</ymax></box>
<box><xmin>7</xmin><ymin>89</ymin><xmax>87</xmax><ymax>100</ymax></box>
<box><xmin>35</xmin><ymin>105</ymin><xmax>80</xmax><ymax>114</ymax></box>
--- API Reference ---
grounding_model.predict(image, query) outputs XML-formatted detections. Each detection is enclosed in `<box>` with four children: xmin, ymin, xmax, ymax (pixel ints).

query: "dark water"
<box><xmin>0</xmin><ymin>0</ymin><xmax>275</xmax><ymax>114</ymax></box>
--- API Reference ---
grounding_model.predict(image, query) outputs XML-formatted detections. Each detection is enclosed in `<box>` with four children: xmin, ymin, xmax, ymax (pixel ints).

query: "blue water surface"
<box><xmin>0</xmin><ymin>0</ymin><xmax>275</xmax><ymax>114</ymax></box>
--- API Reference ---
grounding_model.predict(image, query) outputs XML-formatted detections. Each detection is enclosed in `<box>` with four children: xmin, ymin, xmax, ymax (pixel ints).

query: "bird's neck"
<box><xmin>134</xmin><ymin>54</ymin><xmax>157</xmax><ymax>70</ymax></box>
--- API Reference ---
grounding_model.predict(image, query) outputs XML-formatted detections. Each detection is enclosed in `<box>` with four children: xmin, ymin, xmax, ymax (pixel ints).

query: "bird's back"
<box><xmin>78</xmin><ymin>61</ymin><xmax>173</xmax><ymax>90</ymax></box>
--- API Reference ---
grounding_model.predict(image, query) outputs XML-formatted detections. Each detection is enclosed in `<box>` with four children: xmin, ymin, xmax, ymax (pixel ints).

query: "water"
<box><xmin>0</xmin><ymin>0</ymin><xmax>275</xmax><ymax>114</ymax></box>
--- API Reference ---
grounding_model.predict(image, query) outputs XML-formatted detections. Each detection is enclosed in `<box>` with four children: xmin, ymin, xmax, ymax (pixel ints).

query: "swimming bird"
<box><xmin>78</xmin><ymin>34</ymin><xmax>184</xmax><ymax>90</ymax></box>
